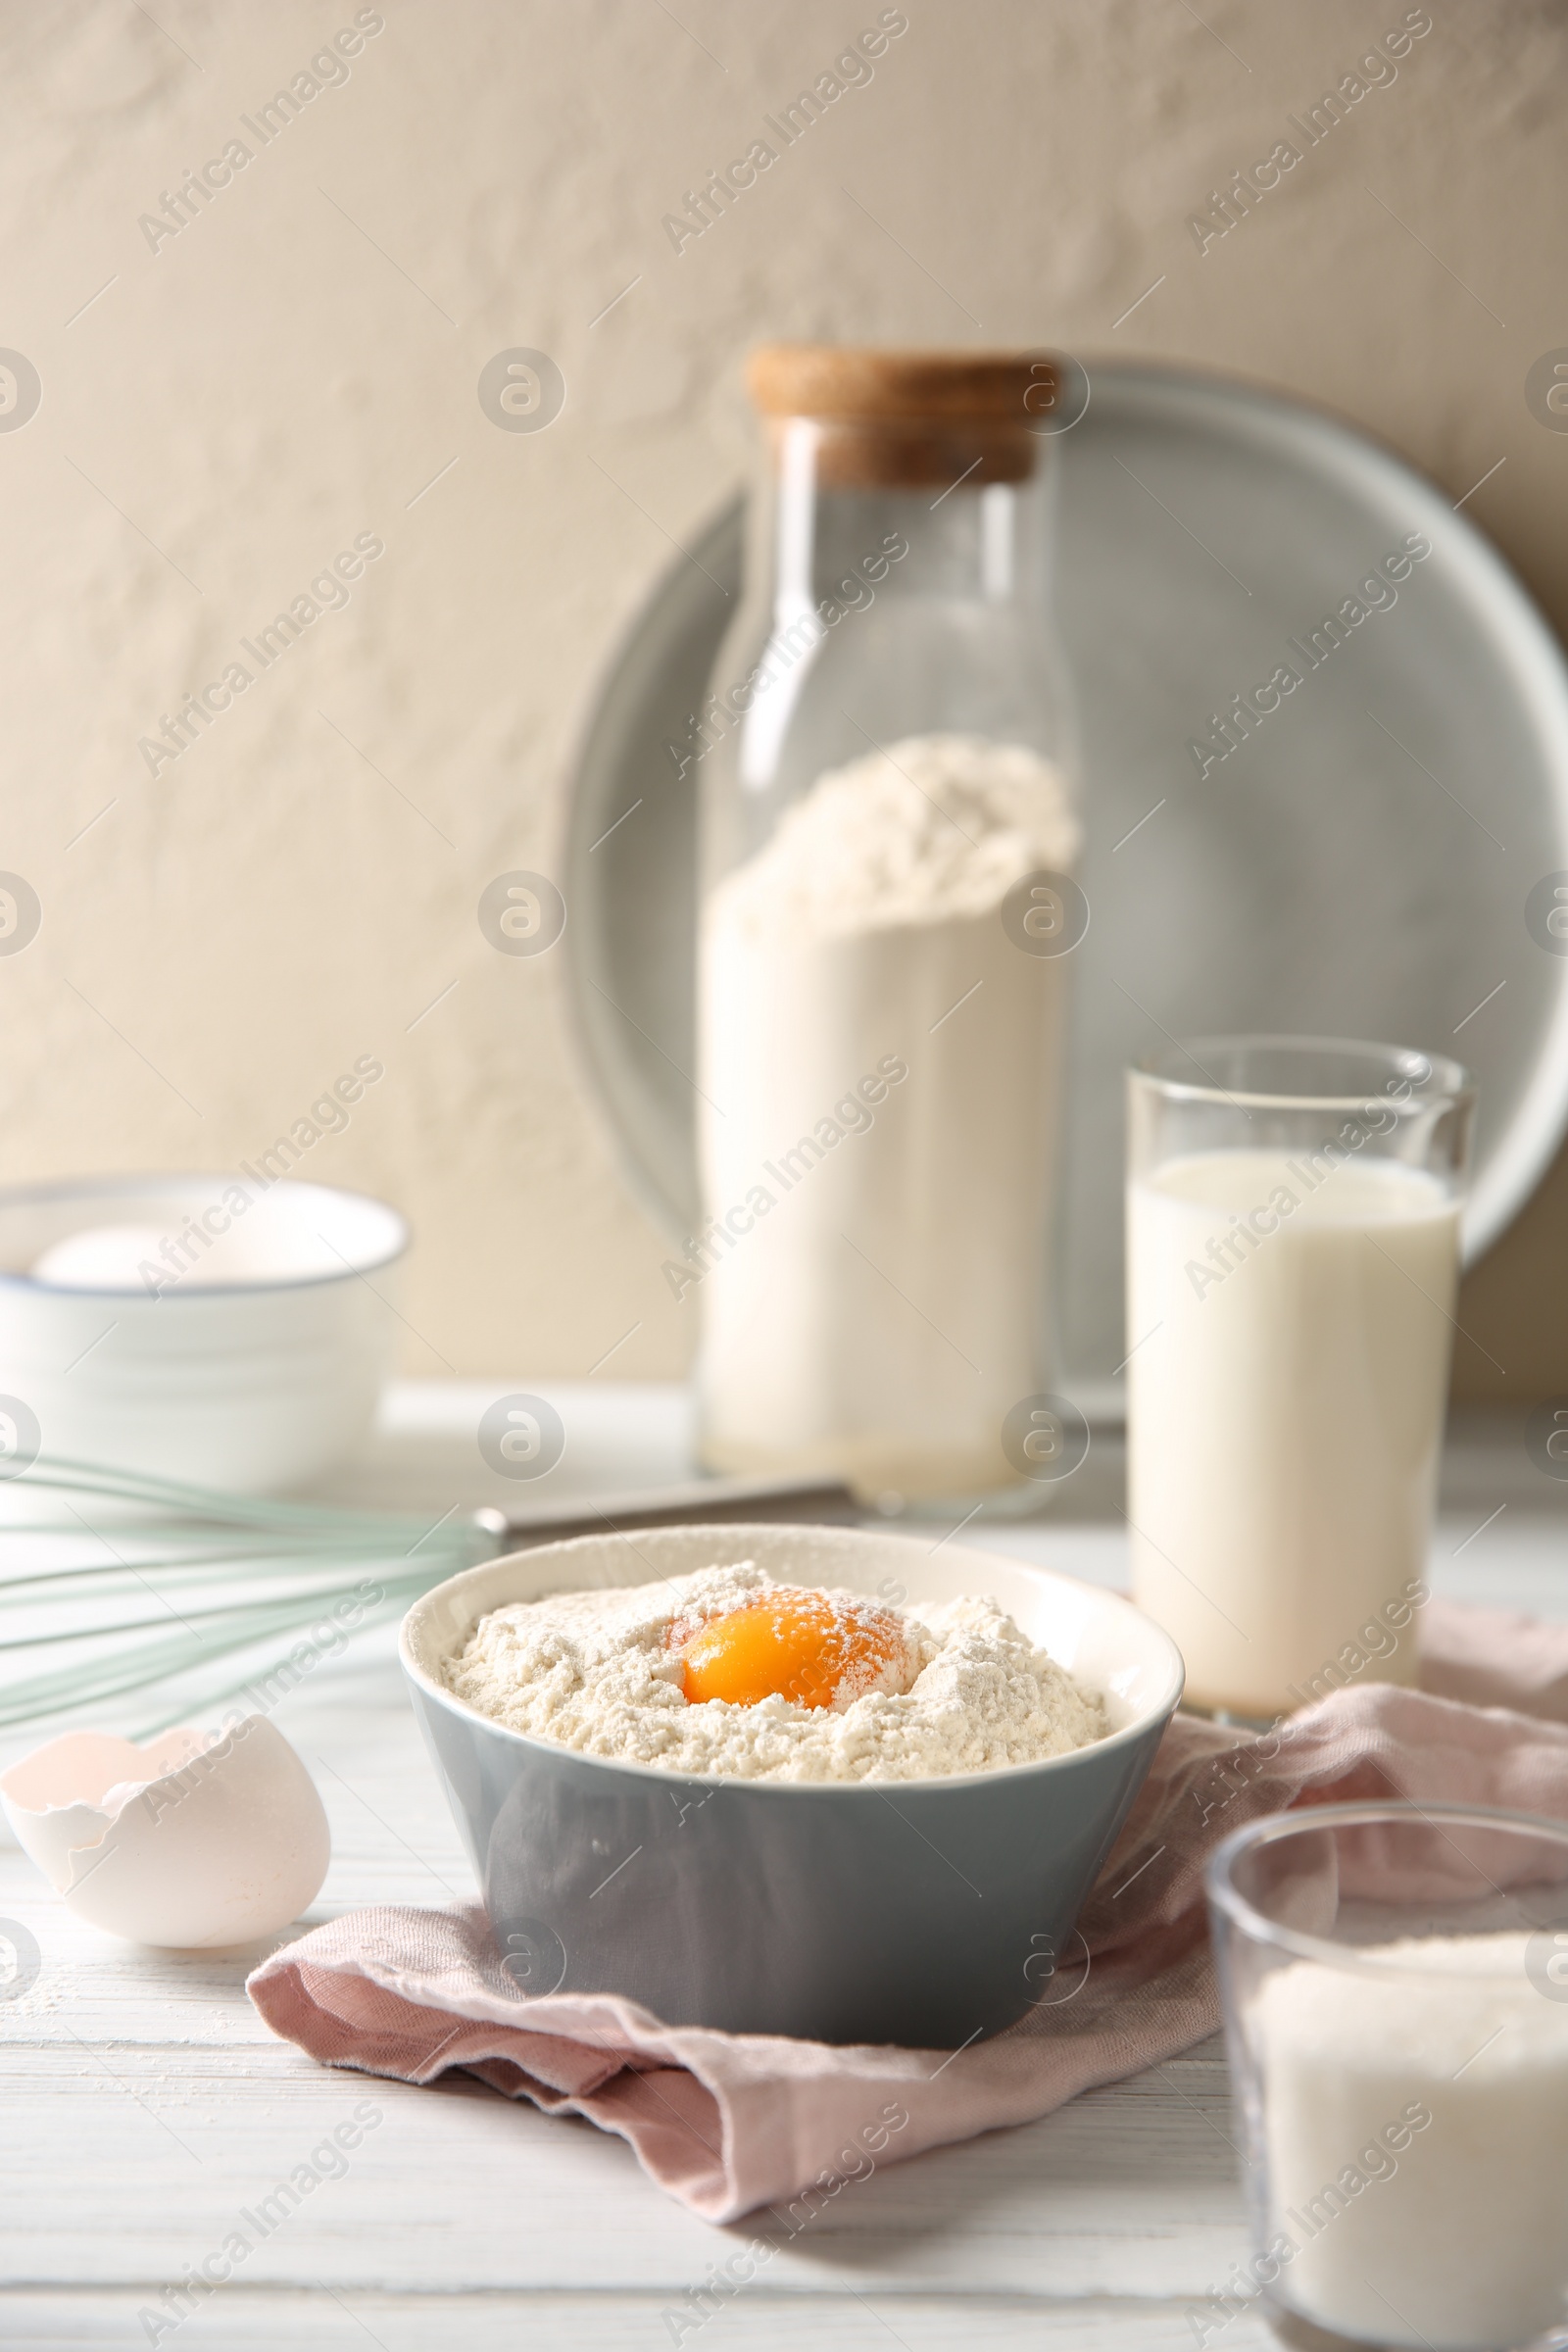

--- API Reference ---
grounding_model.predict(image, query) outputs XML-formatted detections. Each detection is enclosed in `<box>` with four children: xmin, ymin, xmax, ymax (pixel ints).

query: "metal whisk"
<box><xmin>0</xmin><ymin>1456</ymin><xmax>857</xmax><ymax>1738</ymax></box>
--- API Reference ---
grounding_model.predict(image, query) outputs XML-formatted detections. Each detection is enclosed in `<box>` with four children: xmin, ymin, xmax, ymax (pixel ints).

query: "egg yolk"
<box><xmin>672</xmin><ymin>1589</ymin><xmax>908</xmax><ymax>1711</ymax></box>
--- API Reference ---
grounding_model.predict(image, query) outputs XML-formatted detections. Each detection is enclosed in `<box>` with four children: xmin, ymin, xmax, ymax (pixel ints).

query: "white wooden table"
<box><xmin>4</xmin><ymin>1385</ymin><xmax>1563</xmax><ymax>2351</ymax></box>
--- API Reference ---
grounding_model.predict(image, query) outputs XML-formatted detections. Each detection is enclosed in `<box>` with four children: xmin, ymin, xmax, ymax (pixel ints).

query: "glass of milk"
<box><xmin>1206</xmin><ymin>1800</ymin><xmax>1568</xmax><ymax>2352</ymax></box>
<box><xmin>1126</xmin><ymin>1037</ymin><xmax>1474</xmax><ymax>1719</ymax></box>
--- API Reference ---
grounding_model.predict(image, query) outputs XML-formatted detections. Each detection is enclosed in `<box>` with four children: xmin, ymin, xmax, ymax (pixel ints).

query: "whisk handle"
<box><xmin>470</xmin><ymin>1474</ymin><xmax>860</xmax><ymax>1553</ymax></box>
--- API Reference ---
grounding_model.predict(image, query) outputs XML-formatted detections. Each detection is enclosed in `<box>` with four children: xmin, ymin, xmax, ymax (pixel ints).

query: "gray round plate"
<box><xmin>563</xmin><ymin>361</ymin><xmax>1568</xmax><ymax>1387</ymax></box>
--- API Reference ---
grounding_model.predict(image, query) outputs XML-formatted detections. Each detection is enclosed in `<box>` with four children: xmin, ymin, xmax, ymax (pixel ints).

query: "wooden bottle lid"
<box><xmin>745</xmin><ymin>344</ymin><xmax>1053</xmax><ymax>488</ymax></box>
<box><xmin>747</xmin><ymin>344</ymin><xmax>1054</xmax><ymax>422</ymax></box>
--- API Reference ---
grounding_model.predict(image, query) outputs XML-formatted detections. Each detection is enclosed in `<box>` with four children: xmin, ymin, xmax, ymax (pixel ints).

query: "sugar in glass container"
<box><xmin>1207</xmin><ymin>1801</ymin><xmax>1568</xmax><ymax>2352</ymax></box>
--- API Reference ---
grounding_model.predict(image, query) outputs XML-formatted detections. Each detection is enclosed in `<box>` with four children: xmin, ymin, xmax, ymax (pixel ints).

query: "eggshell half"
<box><xmin>0</xmin><ymin>1717</ymin><xmax>330</xmax><ymax>1947</ymax></box>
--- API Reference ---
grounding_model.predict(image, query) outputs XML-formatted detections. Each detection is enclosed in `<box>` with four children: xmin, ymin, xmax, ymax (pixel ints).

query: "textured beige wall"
<box><xmin>0</xmin><ymin>0</ymin><xmax>1563</xmax><ymax>1392</ymax></box>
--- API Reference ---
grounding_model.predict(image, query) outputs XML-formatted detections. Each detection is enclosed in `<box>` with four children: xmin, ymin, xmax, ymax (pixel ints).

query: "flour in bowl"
<box><xmin>442</xmin><ymin>1563</ymin><xmax>1108</xmax><ymax>1783</ymax></box>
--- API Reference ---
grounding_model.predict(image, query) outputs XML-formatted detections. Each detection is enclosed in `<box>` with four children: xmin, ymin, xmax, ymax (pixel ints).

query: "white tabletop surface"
<box><xmin>5</xmin><ymin>1383</ymin><xmax>1565</xmax><ymax>2351</ymax></box>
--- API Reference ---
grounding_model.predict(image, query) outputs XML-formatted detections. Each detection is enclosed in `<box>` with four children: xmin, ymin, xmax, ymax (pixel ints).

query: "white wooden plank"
<box><xmin>0</xmin><ymin>2040</ymin><xmax>1256</xmax><ymax>2296</ymax></box>
<box><xmin>0</xmin><ymin>2289</ymin><xmax>1279</xmax><ymax>2352</ymax></box>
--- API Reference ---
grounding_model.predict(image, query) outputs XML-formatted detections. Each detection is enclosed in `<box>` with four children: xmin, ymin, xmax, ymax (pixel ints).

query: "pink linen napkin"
<box><xmin>248</xmin><ymin>1600</ymin><xmax>1568</xmax><ymax>2224</ymax></box>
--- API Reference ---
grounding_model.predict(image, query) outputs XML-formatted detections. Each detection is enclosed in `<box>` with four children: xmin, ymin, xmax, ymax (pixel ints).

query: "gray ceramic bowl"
<box><xmin>401</xmin><ymin>1523</ymin><xmax>1184</xmax><ymax>2046</ymax></box>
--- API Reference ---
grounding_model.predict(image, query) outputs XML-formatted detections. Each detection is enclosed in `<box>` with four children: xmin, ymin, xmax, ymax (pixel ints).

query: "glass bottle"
<box><xmin>692</xmin><ymin>345</ymin><xmax>1081</xmax><ymax>1505</ymax></box>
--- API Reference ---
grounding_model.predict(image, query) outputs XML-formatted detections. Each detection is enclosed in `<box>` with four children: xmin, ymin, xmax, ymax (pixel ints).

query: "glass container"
<box><xmin>1206</xmin><ymin>1801</ymin><xmax>1568</xmax><ymax>2352</ymax></box>
<box><xmin>694</xmin><ymin>344</ymin><xmax>1082</xmax><ymax>1505</ymax></box>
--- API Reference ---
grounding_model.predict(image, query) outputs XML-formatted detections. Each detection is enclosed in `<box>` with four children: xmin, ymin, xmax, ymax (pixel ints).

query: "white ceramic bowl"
<box><xmin>0</xmin><ymin>1174</ymin><xmax>408</xmax><ymax>1494</ymax></box>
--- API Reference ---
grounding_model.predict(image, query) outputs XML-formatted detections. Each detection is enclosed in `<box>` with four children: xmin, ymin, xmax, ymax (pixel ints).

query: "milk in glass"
<box><xmin>1127</xmin><ymin>1148</ymin><xmax>1460</xmax><ymax>1716</ymax></box>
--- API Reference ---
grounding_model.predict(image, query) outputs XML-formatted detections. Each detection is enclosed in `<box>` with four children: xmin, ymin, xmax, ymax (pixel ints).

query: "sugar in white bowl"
<box><xmin>30</xmin><ymin>1217</ymin><xmax>347</xmax><ymax>1289</ymax></box>
<box><xmin>0</xmin><ymin>1175</ymin><xmax>408</xmax><ymax>1494</ymax></box>
<box><xmin>1253</xmin><ymin>1935</ymin><xmax>1568</xmax><ymax>2350</ymax></box>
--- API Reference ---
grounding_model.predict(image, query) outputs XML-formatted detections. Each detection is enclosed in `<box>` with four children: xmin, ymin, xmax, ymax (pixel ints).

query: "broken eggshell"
<box><xmin>0</xmin><ymin>1716</ymin><xmax>329</xmax><ymax>1947</ymax></box>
